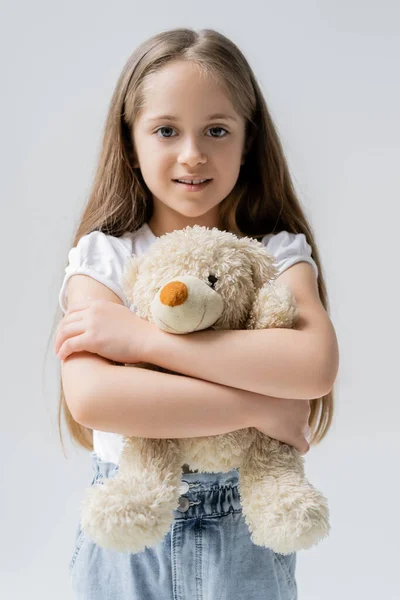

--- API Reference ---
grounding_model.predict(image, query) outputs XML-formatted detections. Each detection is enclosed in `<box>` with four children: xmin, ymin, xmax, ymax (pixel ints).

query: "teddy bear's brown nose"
<box><xmin>160</xmin><ymin>281</ymin><xmax>188</xmax><ymax>307</ymax></box>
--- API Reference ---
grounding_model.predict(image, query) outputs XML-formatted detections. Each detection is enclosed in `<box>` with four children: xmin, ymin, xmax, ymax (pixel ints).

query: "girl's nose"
<box><xmin>177</xmin><ymin>138</ymin><xmax>207</xmax><ymax>167</ymax></box>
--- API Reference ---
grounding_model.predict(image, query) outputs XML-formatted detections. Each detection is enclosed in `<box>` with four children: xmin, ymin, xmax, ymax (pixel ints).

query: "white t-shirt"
<box><xmin>58</xmin><ymin>222</ymin><xmax>318</xmax><ymax>464</ymax></box>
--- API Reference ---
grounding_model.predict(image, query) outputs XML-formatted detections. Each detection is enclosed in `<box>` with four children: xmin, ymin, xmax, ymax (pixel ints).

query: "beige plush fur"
<box><xmin>80</xmin><ymin>226</ymin><xmax>330</xmax><ymax>555</ymax></box>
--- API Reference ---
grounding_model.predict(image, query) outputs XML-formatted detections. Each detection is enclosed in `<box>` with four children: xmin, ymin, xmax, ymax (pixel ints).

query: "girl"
<box><xmin>54</xmin><ymin>28</ymin><xmax>339</xmax><ymax>600</ymax></box>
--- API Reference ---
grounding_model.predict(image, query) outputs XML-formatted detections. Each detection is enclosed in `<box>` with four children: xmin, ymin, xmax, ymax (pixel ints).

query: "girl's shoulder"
<box><xmin>58</xmin><ymin>223</ymin><xmax>157</xmax><ymax>313</ymax></box>
<box><xmin>261</xmin><ymin>230</ymin><xmax>318</xmax><ymax>278</ymax></box>
<box><xmin>69</xmin><ymin>222</ymin><xmax>156</xmax><ymax>262</ymax></box>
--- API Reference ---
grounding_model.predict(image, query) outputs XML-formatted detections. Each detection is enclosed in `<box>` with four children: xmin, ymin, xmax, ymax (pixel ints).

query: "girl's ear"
<box><xmin>122</xmin><ymin>255</ymin><xmax>141</xmax><ymax>304</ymax></box>
<box><xmin>237</xmin><ymin>237</ymin><xmax>279</xmax><ymax>289</ymax></box>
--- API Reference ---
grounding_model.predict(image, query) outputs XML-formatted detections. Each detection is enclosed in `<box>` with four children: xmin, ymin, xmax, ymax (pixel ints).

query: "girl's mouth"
<box><xmin>173</xmin><ymin>179</ymin><xmax>212</xmax><ymax>192</ymax></box>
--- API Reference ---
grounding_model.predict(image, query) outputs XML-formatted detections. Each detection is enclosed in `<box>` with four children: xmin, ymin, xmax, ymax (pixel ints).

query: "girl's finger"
<box><xmin>55</xmin><ymin>323</ymin><xmax>86</xmax><ymax>354</ymax></box>
<box><xmin>58</xmin><ymin>333</ymin><xmax>89</xmax><ymax>360</ymax></box>
<box><xmin>59</xmin><ymin>311</ymin><xmax>84</xmax><ymax>327</ymax></box>
<box><xmin>55</xmin><ymin>315</ymin><xmax>82</xmax><ymax>346</ymax></box>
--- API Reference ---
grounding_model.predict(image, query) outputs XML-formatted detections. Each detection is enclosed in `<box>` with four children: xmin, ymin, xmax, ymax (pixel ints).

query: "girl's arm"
<box><xmin>59</xmin><ymin>276</ymin><xmax>308</xmax><ymax>449</ymax></box>
<box><xmin>144</xmin><ymin>263</ymin><xmax>339</xmax><ymax>400</ymax></box>
<box><xmin>63</xmin><ymin>352</ymin><xmax>255</xmax><ymax>438</ymax></box>
<box><xmin>62</xmin><ymin>352</ymin><xmax>310</xmax><ymax>454</ymax></box>
<box><xmin>59</xmin><ymin>275</ymin><xmax>250</xmax><ymax>438</ymax></box>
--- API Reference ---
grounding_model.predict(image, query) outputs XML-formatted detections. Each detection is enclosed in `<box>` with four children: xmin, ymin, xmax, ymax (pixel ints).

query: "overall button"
<box><xmin>176</xmin><ymin>497</ymin><xmax>190</xmax><ymax>512</ymax></box>
<box><xmin>179</xmin><ymin>481</ymin><xmax>190</xmax><ymax>495</ymax></box>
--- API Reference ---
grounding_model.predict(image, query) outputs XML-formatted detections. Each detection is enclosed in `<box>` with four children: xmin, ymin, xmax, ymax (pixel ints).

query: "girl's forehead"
<box><xmin>138</xmin><ymin>61</ymin><xmax>239</xmax><ymax>121</ymax></box>
<box><xmin>145</xmin><ymin>59</ymin><xmax>216</xmax><ymax>90</ymax></box>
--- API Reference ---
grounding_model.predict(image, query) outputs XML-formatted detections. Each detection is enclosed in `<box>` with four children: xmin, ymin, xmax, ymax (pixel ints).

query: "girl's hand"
<box><xmin>250</xmin><ymin>395</ymin><xmax>311</xmax><ymax>455</ymax></box>
<box><xmin>54</xmin><ymin>298</ymin><xmax>156</xmax><ymax>364</ymax></box>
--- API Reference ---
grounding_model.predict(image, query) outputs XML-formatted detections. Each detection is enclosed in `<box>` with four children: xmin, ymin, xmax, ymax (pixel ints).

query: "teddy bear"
<box><xmin>80</xmin><ymin>225</ymin><xmax>330</xmax><ymax>555</ymax></box>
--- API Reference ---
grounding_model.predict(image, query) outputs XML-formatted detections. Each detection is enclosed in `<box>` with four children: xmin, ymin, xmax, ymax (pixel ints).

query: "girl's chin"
<box><xmin>166</xmin><ymin>201</ymin><xmax>218</xmax><ymax>219</ymax></box>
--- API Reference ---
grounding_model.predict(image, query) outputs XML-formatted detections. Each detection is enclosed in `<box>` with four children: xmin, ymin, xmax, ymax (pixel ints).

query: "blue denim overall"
<box><xmin>69</xmin><ymin>452</ymin><xmax>297</xmax><ymax>599</ymax></box>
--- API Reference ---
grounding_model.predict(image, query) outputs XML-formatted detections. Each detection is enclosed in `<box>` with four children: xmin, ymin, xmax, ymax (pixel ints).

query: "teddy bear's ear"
<box><xmin>121</xmin><ymin>255</ymin><xmax>141</xmax><ymax>305</ymax></box>
<box><xmin>238</xmin><ymin>237</ymin><xmax>279</xmax><ymax>289</ymax></box>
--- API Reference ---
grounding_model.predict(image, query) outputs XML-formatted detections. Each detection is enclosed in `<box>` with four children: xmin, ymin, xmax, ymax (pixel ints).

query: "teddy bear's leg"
<box><xmin>238</xmin><ymin>432</ymin><xmax>330</xmax><ymax>554</ymax></box>
<box><xmin>80</xmin><ymin>438</ymin><xmax>184</xmax><ymax>554</ymax></box>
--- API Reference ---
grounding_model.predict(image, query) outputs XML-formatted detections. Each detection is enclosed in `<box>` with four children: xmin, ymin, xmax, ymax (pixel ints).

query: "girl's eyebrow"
<box><xmin>146</xmin><ymin>113</ymin><xmax>238</xmax><ymax>123</ymax></box>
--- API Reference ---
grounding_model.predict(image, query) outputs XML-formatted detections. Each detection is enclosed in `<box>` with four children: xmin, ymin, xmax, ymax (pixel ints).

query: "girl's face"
<box><xmin>132</xmin><ymin>60</ymin><xmax>246</xmax><ymax>233</ymax></box>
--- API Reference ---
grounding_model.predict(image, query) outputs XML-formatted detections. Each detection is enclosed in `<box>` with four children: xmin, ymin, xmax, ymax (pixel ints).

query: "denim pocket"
<box><xmin>69</xmin><ymin>526</ymin><xmax>85</xmax><ymax>574</ymax></box>
<box><xmin>68</xmin><ymin>470</ymin><xmax>100</xmax><ymax>575</ymax></box>
<box><xmin>273</xmin><ymin>552</ymin><xmax>297</xmax><ymax>597</ymax></box>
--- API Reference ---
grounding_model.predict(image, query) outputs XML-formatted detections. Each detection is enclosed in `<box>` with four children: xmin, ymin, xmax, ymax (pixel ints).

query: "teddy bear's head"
<box><xmin>122</xmin><ymin>225</ymin><xmax>278</xmax><ymax>333</ymax></box>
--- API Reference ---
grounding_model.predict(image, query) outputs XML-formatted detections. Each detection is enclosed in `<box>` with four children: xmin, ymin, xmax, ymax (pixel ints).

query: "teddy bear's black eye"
<box><xmin>208</xmin><ymin>275</ymin><xmax>218</xmax><ymax>289</ymax></box>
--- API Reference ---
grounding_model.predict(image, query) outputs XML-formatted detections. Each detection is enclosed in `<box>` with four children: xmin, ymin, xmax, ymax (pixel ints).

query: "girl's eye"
<box><xmin>156</xmin><ymin>127</ymin><xmax>177</xmax><ymax>138</ymax></box>
<box><xmin>208</xmin><ymin>127</ymin><xmax>228</xmax><ymax>138</ymax></box>
<box><xmin>154</xmin><ymin>126</ymin><xmax>229</xmax><ymax>139</ymax></box>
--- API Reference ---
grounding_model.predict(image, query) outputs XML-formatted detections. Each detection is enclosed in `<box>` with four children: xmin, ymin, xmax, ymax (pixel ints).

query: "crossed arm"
<box><xmin>60</xmin><ymin>261</ymin><xmax>338</xmax><ymax>437</ymax></box>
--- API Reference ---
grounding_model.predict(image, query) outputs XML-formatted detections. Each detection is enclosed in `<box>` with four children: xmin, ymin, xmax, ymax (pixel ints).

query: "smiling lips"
<box><xmin>175</xmin><ymin>178</ymin><xmax>209</xmax><ymax>184</ymax></box>
<box><xmin>173</xmin><ymin>178</ymin><xmax>212</xmax><ymax>190</ymax></box>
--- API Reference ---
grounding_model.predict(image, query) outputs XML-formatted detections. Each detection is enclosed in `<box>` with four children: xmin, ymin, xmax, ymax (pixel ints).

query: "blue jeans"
<box><xmin>69</xmin><ymin>452</ymin><xmax>297</xmax><ymax>599</ymax></box>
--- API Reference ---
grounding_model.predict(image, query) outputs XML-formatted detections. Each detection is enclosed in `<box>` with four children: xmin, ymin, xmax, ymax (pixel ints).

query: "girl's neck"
<box><xmin>148</xmin><ymin>210</ymin><xmax>223</xmax><ymax>238</ymax></box>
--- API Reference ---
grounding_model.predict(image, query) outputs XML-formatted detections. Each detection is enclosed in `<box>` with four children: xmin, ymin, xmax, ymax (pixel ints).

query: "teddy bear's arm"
<box><xmin>246</xmin><ymin>283</ymin><xmax>299</xmax><ymax>330</ymax></box>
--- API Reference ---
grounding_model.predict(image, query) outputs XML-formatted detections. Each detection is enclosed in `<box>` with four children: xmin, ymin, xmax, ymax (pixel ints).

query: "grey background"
<box><xmin>1</xmin><ymin>1</ymin><xmax>399</xmax><ymax>598</ymax></box>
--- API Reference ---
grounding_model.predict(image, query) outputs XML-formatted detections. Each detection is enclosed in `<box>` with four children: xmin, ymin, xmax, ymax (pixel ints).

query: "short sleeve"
<box><xmin>261</xmin><ymin>231</ymin><xmax>319</xmax><ymax>278</ymax></box>
<box><xmin>58</xmin><ymin>231</ymin><xmax>133</xmax><ymax>314</ymax></box>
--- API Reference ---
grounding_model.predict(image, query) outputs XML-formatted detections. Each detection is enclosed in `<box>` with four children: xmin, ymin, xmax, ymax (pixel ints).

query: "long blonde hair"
<box><xmin>51</xmin><ymin>27</ymin><xmax>334</xmax><ymax>454</ymax></box>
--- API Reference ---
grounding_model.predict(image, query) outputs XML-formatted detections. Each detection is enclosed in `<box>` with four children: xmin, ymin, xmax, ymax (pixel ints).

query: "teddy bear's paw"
<box><xmin>247</xmin><ymin>283</ymin><xmax>299</xmax><ymax>330</ymax></box>
<box><xmin>80</xmin><ymin>473</ymin><xmax>179</xmax><ymax>553</ymax></box>
<box><xmin>242</xmin><ymin>481</ymin><xmax>330</xmax><ymax>554</ymax></box>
